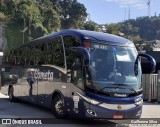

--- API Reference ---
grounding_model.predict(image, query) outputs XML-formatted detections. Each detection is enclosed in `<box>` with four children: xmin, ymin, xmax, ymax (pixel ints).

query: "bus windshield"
<box><xmin>87</xmin><ymin>42</ymin><xmax>142</xmax><ymax>94</ymax></box>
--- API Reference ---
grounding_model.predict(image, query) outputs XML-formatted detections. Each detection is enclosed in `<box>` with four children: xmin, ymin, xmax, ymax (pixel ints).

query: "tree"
<box><xmin>59</xmin><ymin>0</ymin><xmax>87</xmax><ymax>29</ymax></box>
<box><xmin>0</xmin><ymin>12</ymin><xmax>7</xmax><ymax>22</ymax></box>
<box><xmin>106</xmin><ymin>24</ymin><xmax>120</xmax><ymax>35</ymax></box>
<box><xmin>42</xmin><ymin>8</ymin><xmax>61</xmax><ymax>33</ymax></box>
<box><xmin>36</xmin><ymin>0</ymin><xmax>61</xmax><ymax>33</ymax></box>
<box><xmin>1</xmin><ymin>0</ymin><xmax>88</xmax><ymax>48</ymax></box>
<box><xmin>84</xmin><ymin>21</ymin><xmax>98</xmax><ymax>31</ymax></box>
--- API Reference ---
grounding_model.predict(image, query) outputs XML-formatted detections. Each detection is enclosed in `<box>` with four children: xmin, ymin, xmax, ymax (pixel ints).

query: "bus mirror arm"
<box><xmin>70</xmin><ymin>47</ymin><xmax>90</xmax><ymax>65</ymax></box>
<box><xmin>74</xmin><ymin>78</ymin><xmax>83</xmax><ymax>85</ymax></box>
<box><xmin>67</xmin><ymin>69</ymin><xmax>71</xmax><ymax>73</ymax></box>
<box><xmin>138</xmin><ymin>53</ymin><xmax>156</xmax><ymax>73</ymax></box>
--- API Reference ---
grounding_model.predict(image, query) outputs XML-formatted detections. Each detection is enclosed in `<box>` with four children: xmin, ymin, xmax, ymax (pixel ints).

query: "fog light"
<box><xmin>87</xmin><ymin>109</ymin><xmax>97</xmax><ymax>117</ymax></box>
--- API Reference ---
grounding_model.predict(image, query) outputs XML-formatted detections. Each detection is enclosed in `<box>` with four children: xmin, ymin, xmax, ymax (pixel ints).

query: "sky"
<box><xmin>77</xmin><ymin>0</ymin><xmax>160</xmax><ymax>24</ymax></box>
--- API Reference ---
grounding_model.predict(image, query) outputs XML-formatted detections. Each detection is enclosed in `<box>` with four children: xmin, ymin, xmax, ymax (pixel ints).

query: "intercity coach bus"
<box><xmin>0</xmin><ymin>29</ymin><xmax>156</xmax><ymax>119</ymax></box>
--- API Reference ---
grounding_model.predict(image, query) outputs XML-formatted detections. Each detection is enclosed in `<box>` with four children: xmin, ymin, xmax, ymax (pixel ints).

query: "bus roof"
<box><xmin>22</xmin><ymin>29</ymin><xmax>134</xmax><ymax>48</ymax></box>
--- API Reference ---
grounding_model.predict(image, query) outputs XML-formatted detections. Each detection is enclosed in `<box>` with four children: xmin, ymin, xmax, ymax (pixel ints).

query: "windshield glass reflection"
<box><xmin>86</xmin><ymin>43</ymin><xmax>142</xmax><ymax>94</ymax></box>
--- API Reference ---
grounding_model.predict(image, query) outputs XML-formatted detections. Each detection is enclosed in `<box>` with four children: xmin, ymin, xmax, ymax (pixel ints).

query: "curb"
<box><xmin>0</xmin><ymin>92</ymin><xmax>9</xmax><ymax>98</ymax></box>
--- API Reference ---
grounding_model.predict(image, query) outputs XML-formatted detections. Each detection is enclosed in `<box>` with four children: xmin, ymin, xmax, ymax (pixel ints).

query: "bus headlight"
<box><xmin>76</xmin><ymin>92</ymin><xmax>100</xmax><ymax>105</ymax></box>
<box><xmin>135</xmin><ymin>98</ymin><xmax>143</xmax><ymax>106</ymax></box>
<box><xmin>89</xmin><ymin>99</ymin><xmax>100</xmax><ymax>105</ymax></box>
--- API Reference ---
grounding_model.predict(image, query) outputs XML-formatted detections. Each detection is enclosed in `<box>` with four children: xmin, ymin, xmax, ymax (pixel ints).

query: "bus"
<box><xmin>0</xmin><ymin>29</ymin><xmax>156</xmax><ymax>119</ymax></box>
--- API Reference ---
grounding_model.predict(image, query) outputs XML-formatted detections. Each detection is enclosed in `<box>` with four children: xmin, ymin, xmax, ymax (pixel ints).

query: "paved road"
<box><xmin>141</xmin><ymin>102</ymin><xmax>160</xmax><ymax>118</ymax></box>
<box><xmin>0</xmin><ymin>93</ymin><xmax>119</xmax><ymax>127</ymax></box>
<box><xmin>0</xmin><ymin>93</ymin><xmax>159</xmax><ymax>127</ymax></box>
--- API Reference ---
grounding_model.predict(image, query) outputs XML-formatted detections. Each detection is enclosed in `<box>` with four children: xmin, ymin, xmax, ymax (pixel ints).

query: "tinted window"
<box><xmin>3</xmin><ymin>50</ymin><xmax>14</xmax><ymax>66</ymax></box>
<box><xmin>63</xmin><ymin>35</ymin><xmax>81</xmax><ymax>70</ymax></box>
<box><xmin>44</xmin><ymin>36</ymin><xmax>65</xmax><ymax>68</ymax></box>
<box><xmin>34</xmin><ymin>44</ymin><xmax>43</xmax><ymax>65</ymax></box>
<box><xmin>21</xmin><ymin>46</ymin><xmax>32</xmax><ymax>65</ymax></box>
<box><xmin>63</xmin><ymin>35</ymin><xmax>80</xmax><ymax>49</ymax></box>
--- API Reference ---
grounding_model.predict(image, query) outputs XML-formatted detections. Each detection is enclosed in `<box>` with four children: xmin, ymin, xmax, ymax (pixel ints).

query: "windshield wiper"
<box><xmin>111</xmin><ymin>84</ymin><xmax>138</xmax><ymax>95</ymax></box>
<box><xmin>95</xmin><ymin>84</ymin><xmax>139</xmax><ymax>95</ymax></box>
<box><xmin>95</xmin><ymin>86</ymin><xmax>126</xmax><ymax>93</ymax></box>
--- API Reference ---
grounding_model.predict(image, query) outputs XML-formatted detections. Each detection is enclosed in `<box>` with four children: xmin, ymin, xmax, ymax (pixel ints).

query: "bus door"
<box><xmin>67</xmin><ymin>50</ymin><xmax>85</xmax><ymax>115</ymax></box>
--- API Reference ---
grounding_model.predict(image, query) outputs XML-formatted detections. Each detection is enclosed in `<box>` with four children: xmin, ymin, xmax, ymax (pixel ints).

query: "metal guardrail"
<box><xmin>158</xmin><ymin>70</ymin><xmax>160</xmax><ymax>102</ymax></box>
<box><xmin>142</xmin><ymin>71</ymin><xmax>160</xmax><ymax>102</ymax></box>
<box><xmin>149</xmin><ymin>74</ymin><xmax>158</xmax><ymax>100</ymax></box>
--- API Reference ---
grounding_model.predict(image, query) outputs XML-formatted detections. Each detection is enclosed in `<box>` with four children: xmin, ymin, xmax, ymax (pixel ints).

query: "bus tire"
<box><xmin>8</xmin><ymin>86</ymin><xmax>16</xmax><ymax>102</ymax></box>
<box><xmin>51</xmin><ymin>95</ymin><xmax>67</xmax><ymax>119</ymax></box>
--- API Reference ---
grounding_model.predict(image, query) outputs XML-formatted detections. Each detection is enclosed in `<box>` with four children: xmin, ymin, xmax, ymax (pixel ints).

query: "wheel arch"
<box><xmin>51</xmin><ymin>89</ymin><xmax>64</xmax><ymax>101</ymax></box>
<box><xmin>50</xmin><ymin>89</ymin><xmax>67</xmax><ymax>118</ymax></box>
<box><xmin>8</xmin><ymin>84</ymin><xmax>16</xmax><ymax>102</ymax></box>
<box><xmin>8</xmin><ymin>85</ymin><xmax>13</xmax><ymax>94</ymax></box>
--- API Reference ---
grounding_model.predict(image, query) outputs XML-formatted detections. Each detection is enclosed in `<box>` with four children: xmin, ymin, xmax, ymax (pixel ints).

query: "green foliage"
<box><xmin>106</xmin><ymin>24</ymin><xmax>120</xmax><ymax>35</ymax></box>
<box><xmin>119</xmin><ymin>16</ymin><xmax>160</xmax><ymax>40</ymax></box>
<box><xmin>0</xmin><ymin>12</ymin><xmax>7</xmax><ymax>22</ymax></box>
<box><xmin>59</xmin><ymin>0</ymin><xmax>87</xmax><ymax>29</ymax></box>
<box><xmin>84</xmin><ymin>21</ymin><xmax>98</xmax><ymax>31</ymax></box>
<box><xmin>42</xmin><ymin>8</ymin><xmax>61</xmax><ymax>33</ymax></box>
<box><xmin>6</xmin><ymin>23</ymin><xmax>25</xmax><ymax>48</ymax></box>
<box><xmin>1</xmin><ymin>0</ymin><xmax>87</xmax><ymax>48</ymax></box>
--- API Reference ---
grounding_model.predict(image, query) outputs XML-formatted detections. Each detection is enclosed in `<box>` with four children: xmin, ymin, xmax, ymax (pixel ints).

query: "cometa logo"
<box><xmin>114</xmin><ymin>93</ymin><xmax>127</xmax><ymax>97</ymax></box>
<box><xmin>34</xmin><ymin>69</ymin><xmax>54</xmax><ymax>80</ymax></box>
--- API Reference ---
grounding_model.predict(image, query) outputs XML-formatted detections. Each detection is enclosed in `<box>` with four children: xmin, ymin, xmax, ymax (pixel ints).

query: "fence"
<box><xmin>142</xmin><ymin>70</ymin><xmax>160</xmax><ymax>102</ymax></box>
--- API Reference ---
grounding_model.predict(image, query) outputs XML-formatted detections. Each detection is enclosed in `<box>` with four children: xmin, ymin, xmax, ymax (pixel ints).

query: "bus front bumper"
<box><xmin>85</xmin><ymin>103</ymin><xmax>142</xmax><ymax>119</ymax></box>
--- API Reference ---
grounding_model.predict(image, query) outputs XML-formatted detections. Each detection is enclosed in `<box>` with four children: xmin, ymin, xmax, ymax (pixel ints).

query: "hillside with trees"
<box><xmin>0</xmin><ymin>0</ymin><xmax>87</xmax><ymax>48</ymax></box>
<box><xmin>119</xmin><ymin>16</ymin><xmax>160</xmax><ymax>41</ymax></box>
<box><xmin>103</xmin><ymin>16</ymin><xmax>160</xmax><ymax>51</ymax></box>
<box><xmin>0</xmin><ymin>0</ymin><xmax>160</xmax><ymax>50</ymax></box>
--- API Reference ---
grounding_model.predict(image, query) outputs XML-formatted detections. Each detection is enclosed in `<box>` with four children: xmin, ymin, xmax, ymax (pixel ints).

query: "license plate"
<box><xmin>113</xmin><ymin>114</ymin><xmax>123</xmax><ymax>119</ymax></box>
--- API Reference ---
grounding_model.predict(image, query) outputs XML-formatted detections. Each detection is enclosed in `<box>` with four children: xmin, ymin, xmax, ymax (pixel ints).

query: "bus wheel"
<box><xmin>51</xmin><ymin>95</ymin><xmax>67</xmax><ymax>118</ymax></box>
<box><xmin>8</xmin><ymin>86</ymin><xmax>16</xmax><ymax>102</ymax></box>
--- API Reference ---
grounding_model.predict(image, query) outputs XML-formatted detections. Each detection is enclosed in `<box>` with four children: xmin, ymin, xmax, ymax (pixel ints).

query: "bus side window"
<box><xmin>34</xmin><ymin>44</ymin><xmax>44</xmax><ymax>65</ymax></box>
<box><xmin>44</xmin><ymin>36</ymin><xmax>65</xmax><ymax>68</ymax></box>
<box><xmin>3</xmin><ymin>50</ymin><xmax>14</xmax><ymax>66</ymax></box>
<box><xmin>11</xmin><ymin>50</ymin><xmax>16</xmax><ymax>66</ymax></box>
<box><xmin>26</xmin><ymin>46</ymin><xmax>34</xmax><ymax>66</ymax></box>
<box><xmin>22</xmin><ymin>46</ymin><xmax>31</xmax><ymax>65</ymax></box>
<box><xmin>64</xmin><ymin>35</ymin><xmax>81</xmax><ymax>72</ymax></box>
<box><xmin>52</xmin><ymin>37</ymin><xmax>65</xmax><ymax>68</ymax></box>
<box><xmin>3</xmin><ymin>50</ymin><xmax>9</xmax><ymax>65</ymax></box>
<box><xmin>17</xmin><ymin>49</ymin><xmax>25</xmax><ymax>66</ymax></box>
<box><xmin>63</xmin><ymin>35</ymin><xmax>80</xmax><ymax>49</ymax></box>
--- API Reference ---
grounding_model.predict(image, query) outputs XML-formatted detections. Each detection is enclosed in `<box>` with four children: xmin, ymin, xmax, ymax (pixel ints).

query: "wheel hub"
<box><xmin>55</xmin><ymin>100</ymin><xmax>64</xmax><ymax>114</ymax></box>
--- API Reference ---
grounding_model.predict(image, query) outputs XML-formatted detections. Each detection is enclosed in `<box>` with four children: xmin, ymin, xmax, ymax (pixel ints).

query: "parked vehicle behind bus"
<box><xmin>0</xmin><ymin>29</ymin><xmax>156</xmax><ymax>119</ymax></box>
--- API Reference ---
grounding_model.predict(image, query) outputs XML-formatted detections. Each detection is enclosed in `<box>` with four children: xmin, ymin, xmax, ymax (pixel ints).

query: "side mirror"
<box><xmin>67</xmin><ymin>69</ymin><xmax>71</xmax><ymax>74</ymax></box>
<box><xmin>138</xmin><ymin>53</ymin><xmax>156</xmax><ymax>73</ymax></box>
